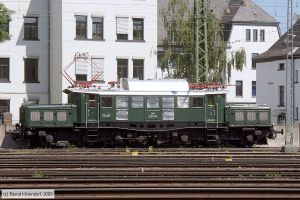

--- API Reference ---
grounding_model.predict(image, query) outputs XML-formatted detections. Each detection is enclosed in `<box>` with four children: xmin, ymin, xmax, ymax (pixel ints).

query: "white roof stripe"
<box><xmin>66</xmin><ymin>88</ymin><xmax>227</xmax><ymax>96</ymax></box>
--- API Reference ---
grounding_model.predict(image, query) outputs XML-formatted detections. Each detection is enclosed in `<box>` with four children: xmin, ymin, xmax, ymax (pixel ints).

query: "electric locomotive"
<box><xmin>12</xmin><ymin>79</ymin><xmax>278</xmax><ymax>147</ymax></box>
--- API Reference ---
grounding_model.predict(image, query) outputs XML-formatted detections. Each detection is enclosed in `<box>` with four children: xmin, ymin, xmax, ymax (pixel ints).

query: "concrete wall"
<box><xmin>0</xmin><ymin>0</ymin><xmax>50</xmax><ymax>122</ymax></box>
<box><xmin>50</xmin><ymin>0</ymin><xmax>63</xmax><ymax>104</ymax></box>
<box><xmin>226</xmin><ymin>24</ymin><xmax>280</xmax><ymax>104</ymax></box>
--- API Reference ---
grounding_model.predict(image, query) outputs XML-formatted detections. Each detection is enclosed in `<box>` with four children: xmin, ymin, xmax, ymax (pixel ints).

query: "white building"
<box><xmin>157</xmin><ymin>0</ymin><xmax>280</xmax><ymax>104</ymax></box>
<box><xmin>254</xmin><ymin>20</ymin><xmax>300</xmax><ymax>124</ymax></box>
<box><xmin>50</xmin><ymin>0</ymin><xmax>157</xmax><ymax>104</ymax></box>
<box><xmin>0</xmin><ymin>0</ymin><xmax>50</xmax><ymax>123</ymax></box>
<box><xmin>223</xmin><ymin>0</ymin><xmax>280</xmax><ymax>104</ymax></box>
<box><xmin>0</xmin><ymin>0</ymin><xmax>158</xmax><ymax>122</ymax></box>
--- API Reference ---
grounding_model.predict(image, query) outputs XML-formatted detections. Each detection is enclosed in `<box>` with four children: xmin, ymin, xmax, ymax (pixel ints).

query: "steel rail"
<box><xmin>0</xmin><ymin>148</ymin><xmax>299</xmax><ymax>199</ymax></box>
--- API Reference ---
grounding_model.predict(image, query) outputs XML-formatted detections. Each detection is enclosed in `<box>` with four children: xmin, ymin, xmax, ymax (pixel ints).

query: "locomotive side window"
<box><xmin>116</xmin><ymin>96</ymin><xmax>128</xmax><ymax>121</ymax></box>
<box><xmin>101</xmin><ymin>97</ymin><xmax>112</xmax><ymax>108</ymax></box>
<box><xmin>89</xmin><ymin>95</ymin><xmax>96</xmax><ymax>108</ymax></box>
<box><xmin>259</xmin><ymin>112</ymin><xmax>268</xmax><ymax>121</ymax></box>
<box><xmin>177</xmin><ymin>96</ymin><xmax>189</xmax><ymax>108</ymax></box>
<box><xmin>147</xmin><ymin>97</ymin><xmax>159</xmax><ymax>109</ymax></box>
<box><xmin>207</xmin><ymin>95</ymin><xmax>215</xmax><ymax>106</ymax></box>
<box><xmin>116</xmin><ymin>110</ymin><xmax>128</xmax><ymax>120</ymax></box>
<box><xmin>116</xmin><ymin>96</ymin><xmax>128</xmax><ymax>108</ymax></box>
<box><xmin>162</xmin><ymin>97</ymin><xmax>174</xmax><ymax>120</ymax></box>
<box><xmin>44</xmin><ymin>111</ymin><xmax>54</xmax><ymax>121</ymax></box>
<box><xmin>162</xmin><ymin>97</ymin><xmax>174</xmax><ymax>108</ymax></box>
<box><xmin>247</xmin><ymin>112</ymin><xmax>256</xmax><ymax>121</ymax></box>
<box><xmin>163</xmin><ymin>109</ymin><xmax>174</xmax><ymax>120</ymax></box>
<box><xmin>57</xmin><ymin>111</ymin><xmax>67</xmax><ymax>121</ymax></box>
<box><xmin>193</xmin><ymin>97</ymin><xmax>204</xmax><ymax>108</ymax></box>
<box><xmin>235</xmin><ymin>112</ymin><xmax>244</xmax><ymax>121</ymax></box>
<box><xmin>30</xmin><ymin>111</ymin><xmax>40</xmax><ymax>121</ymax></box>
<box><xmin>132</xmin><ymin>96</ymin><xmax>144</xmax><ymax>108</ymax></box>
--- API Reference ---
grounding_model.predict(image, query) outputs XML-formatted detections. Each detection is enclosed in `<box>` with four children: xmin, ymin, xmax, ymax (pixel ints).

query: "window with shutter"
<box><xmin>75</xmin><ymin>59</ymin><xmax>88</xmax><ymax>81</ymax></box>
<box><xmin>91</xmin><ymin>58</ymin><xmax>104</xmax><ymax>82</ymax></box>
<box><xmin>116</xmin><ymin>17</ymin><xmax>129</xmax><ymax>40</ymax></box>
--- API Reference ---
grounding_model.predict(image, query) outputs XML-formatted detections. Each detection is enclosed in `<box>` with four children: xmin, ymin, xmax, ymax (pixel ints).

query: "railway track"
<box><xmin>0</xmin><ymin>148</ymin><xmax>299</xmax><ymax>199</ymax></box>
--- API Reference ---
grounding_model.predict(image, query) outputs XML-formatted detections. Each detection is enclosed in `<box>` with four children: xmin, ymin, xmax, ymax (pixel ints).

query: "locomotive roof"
<box><xmin>125</xmin><ymin>79</ymin><xmax>190</xmax><ymax>91</ymax></box>
<box><xmin>64</xmin><ymin>88</ymin><xmax>227</xmax><ymax>96</ymax></box>
<box><xmin>64</xmin><ymin>79</ymin><xmax>227</xmax><ymax>96</ymax></box>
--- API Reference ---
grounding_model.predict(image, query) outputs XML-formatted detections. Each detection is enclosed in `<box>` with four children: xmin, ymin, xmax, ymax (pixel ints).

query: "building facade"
<box><xmin>0</xmin><ymin>0</ymin><xmax>158</xmax><ymax>122</ymax></box>
<box><xmin>157</xmin><ymin>0</ymin><xmax>280</xmax><ymax>104</ymax></box>
<box><xmin>0</xmin><ymin>0</ymin><xmax>50</xmax><ymax>123</ymax></box>
<box><xmin>223</xmin><ymin>0</ymin><xmax>280</xmax><ymax>104</ymax></box>
<box><xmin>50</xmin><ymin>0</ymin><xmax>157</xmax><ymax>104</ymax></box>
<box><xmin>254</xmin><ymin>20</ymin><xmax>300</xmax><ymax>124</ymax></box>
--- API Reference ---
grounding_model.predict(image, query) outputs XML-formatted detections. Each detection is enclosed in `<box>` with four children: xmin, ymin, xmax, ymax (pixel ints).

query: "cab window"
<box><xmin>101</xmin><ymin>97</ymin><xmax>112</xmax><ymax>108</ymax></box>
<box><xmin>193</xmin><ymin>97</ymin><xmax>203</xmax><ymax>108</ymax></box>
<box><xmin>207</xmin><ymin>95</ymin><xmax>215</xmax><ymax>106</ymax></box>
<box><xmin>89</xmin><ymin>95</ymin><xmax>96</xmax><ymax>108</ymax></box>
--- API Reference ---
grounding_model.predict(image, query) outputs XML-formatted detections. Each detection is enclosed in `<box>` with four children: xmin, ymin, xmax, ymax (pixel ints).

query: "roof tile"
<box><xmin>158</xmin><ymin>0</ymin><xmax>278</xmax><ymax>46</ymax></box>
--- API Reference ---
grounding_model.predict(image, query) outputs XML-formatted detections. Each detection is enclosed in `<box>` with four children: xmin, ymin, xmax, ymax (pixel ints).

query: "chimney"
<box><xmin>225</xmin><ymin>8</ymin><xmax>230</xmax><ymax>14</ymax></box>
<box><xmin>242</xmin><ymin>0</ymin><xmax>247</xmax><ymax>6</ymax></box>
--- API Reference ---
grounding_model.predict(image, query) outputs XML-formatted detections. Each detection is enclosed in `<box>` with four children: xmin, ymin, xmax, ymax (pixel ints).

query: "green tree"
<box><xmin>0</xmin><ymin>3</ymin><xmax>14</xmax><ymax>42</ymax></box>
<box><xmin>226</xmin><ymin>48</ymin><xmax>246</xmax><ymax>82</ymax></box>
<box><xmin>160</xmin><ymin>0</ymin><xmax>194</xmax><ymax>80</ymax></box>
<box><xmin>160</xmin><ymin>0</ymin><xmax>245</xmax><ymax>83</ymax></box>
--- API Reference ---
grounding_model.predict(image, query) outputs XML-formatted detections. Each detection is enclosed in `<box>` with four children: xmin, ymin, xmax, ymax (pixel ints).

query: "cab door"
<box><xmin>87</xmin><ymin>94</ymin><xmax>98</xmax><ymax>122</ymax></box>
<box><xmin>206</xmin><ymin>95</ymin><xmax>216</xmax><ymax>122</ymax></box>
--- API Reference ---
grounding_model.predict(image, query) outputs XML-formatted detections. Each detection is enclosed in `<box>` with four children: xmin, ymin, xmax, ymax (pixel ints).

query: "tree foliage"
<box><xmin>160</xmin><ymin>0</ymin><xmax>246</xmax><ymax>83</ymax></box>
<box><xmin>0</xmin><ymin>3</ymin><xmax>14</xmax><ymax>42</ymax></box>
<box><xmin>160</xmin><ymin>0</ymin><xmax>194</xmax><ymax>80</ymax></box>
<box><xmin>226</xmin><ymin>48</ymin><xmax>246</xmax><ymax>82</ymax></box>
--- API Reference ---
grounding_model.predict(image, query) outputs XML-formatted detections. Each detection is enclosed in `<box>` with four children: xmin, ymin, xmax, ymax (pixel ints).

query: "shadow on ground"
<box><xmin>0</xmin><ymin>125</ymin><xmax>24</xmax><ymax>148</ymax></box>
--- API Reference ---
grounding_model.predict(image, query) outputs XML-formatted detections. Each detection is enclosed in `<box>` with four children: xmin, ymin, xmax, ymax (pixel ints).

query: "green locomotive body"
<box><xmin>20</xmin><ymin>104</ymin><xmax>77</xmax><ymax>128</ymax></box>
<box><xmin>14</xmin><ymin>79</ymin><xmax>277</xmax><ymax>147</ymax></box>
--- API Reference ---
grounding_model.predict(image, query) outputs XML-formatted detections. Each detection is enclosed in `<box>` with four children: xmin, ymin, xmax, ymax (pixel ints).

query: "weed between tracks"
<box><xmin>266</xmin><ymin>172</ymin><xmax>282</xmax><ymax>177</ymax></box>
<box><xmin>32</xmin><ymin>170</ymin><xmax>44</xmax><ymax>178</ymax></box>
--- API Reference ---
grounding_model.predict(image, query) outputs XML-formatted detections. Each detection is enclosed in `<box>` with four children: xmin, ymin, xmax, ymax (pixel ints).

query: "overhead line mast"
<box><xmin>194</xmin><ymin>0</ymin><xmax>209</xmax><ymax>83</ymax></box>
<box><xmin>284</xmin><ymin>0</ymin><xmax>298</xmax><ymax>152</ymax></box>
